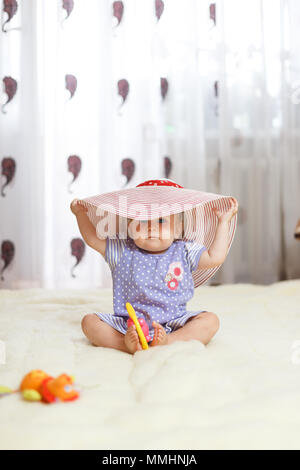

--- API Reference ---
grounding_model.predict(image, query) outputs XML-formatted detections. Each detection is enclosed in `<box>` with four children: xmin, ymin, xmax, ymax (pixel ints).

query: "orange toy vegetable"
<box><xmin>20</xmin><ymin>369</ymin><xmax>50</xmax><ymax>393</ymax></box>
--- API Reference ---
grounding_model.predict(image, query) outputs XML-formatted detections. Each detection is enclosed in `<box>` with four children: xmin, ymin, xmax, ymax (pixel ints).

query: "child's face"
<box><xmin>127</xmin><ymin>214</ymin><xmax>182</xmax><ymax>254</ymax></box>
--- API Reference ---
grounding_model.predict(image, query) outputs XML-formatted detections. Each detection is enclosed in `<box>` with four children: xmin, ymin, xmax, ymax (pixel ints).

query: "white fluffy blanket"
<box><xmin>1</xmin><ymin>280</ymin><xmax>300</xmax><ymax>450</ymax></box>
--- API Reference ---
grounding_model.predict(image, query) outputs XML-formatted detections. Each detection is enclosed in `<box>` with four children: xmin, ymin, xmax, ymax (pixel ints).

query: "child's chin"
<box><xmin>139</xmin><ymin>238</ymin><xmax>172</xmax><ymax>251</ymax></box>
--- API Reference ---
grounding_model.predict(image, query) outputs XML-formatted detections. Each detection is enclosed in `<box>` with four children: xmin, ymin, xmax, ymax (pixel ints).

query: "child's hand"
<box><xmin>212</xmin><ymin>197</ymin><xmax>238</xmax><ymax>224</ymax></box>
<box><xmin>70</xmin><ymin>199</ymin><xmax>88</xmax><ymax>216</ymax></box>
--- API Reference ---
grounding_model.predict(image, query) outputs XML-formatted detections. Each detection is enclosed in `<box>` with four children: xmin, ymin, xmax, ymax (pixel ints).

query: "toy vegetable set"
<box><xmin>0</xmin><ymin>370</ymin><xmax>80</xmax><ymax>404</ymax></box>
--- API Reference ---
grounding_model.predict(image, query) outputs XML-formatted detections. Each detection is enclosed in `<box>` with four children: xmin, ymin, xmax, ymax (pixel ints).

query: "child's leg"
<box><xmin>151</xmin><ymin>312</ymin><xmax>219</xmax><ymax>347</ymax></box>
<box><xmin>81</xmin><ymin>313</ymin><xmax>141</xmax><ymax>354</ymax></box>
<box><xmin>168</xmin><ymin>312</ymin><xmax>219</xmax><ymax>345</ymax></box>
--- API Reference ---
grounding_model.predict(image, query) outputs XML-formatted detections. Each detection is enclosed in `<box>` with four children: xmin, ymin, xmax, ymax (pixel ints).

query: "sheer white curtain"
<box><xmin>214</xmin><ymin>0</ymin><xmax>300</xmax><ymax>284</ymax></box>
<box><xmin>0</xmin><ymin>1</ymin><xmax>45</xmax><ymax>288</ymax></box>
<box><xmin>0</xmin><ymin>0</ymin><xmax>299</xmax><ymax>289</ymax></box>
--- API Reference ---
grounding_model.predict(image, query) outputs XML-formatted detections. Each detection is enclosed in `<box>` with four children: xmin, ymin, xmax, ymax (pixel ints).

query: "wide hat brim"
<box><xmin>79</xmin><ymin>183</ymin><xmax>237</xmax><ymax>288</ymax></box>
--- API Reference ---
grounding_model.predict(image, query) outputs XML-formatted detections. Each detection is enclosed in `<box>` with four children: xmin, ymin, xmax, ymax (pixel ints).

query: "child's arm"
<box><xmin>197</xmin><ymin>221</ymin><xmax>230</xmax><ymax>269</ymax></box>
<box><xmin>197</xmin><ymin>197</ymin><xmax>238</xmax><ymax>270</ymax></box>
<box><xmin>70</xmin><ymin>199</ymin><xmax>106</xmax><ymax>257</ymax></box>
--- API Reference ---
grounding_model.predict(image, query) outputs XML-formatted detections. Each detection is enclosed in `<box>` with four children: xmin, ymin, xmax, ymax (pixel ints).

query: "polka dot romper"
<box><xmin>94</xmin><ymin>236</ymin><xmax>208</xmax><ymax>342</ymax></box>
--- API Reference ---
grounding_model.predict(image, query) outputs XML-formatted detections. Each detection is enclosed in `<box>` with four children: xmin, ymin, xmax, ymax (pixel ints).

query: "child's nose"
<box><xmin>148</xmin><ymin>221</ymin><xmax>159</xmax><ymax>233</ymax></box>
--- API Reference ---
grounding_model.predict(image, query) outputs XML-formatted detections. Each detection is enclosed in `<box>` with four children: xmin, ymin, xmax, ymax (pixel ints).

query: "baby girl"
<box><xmin>70</xmin><ymin>196</ymin><xmax>238</xmax><ymax>354</ymax></box>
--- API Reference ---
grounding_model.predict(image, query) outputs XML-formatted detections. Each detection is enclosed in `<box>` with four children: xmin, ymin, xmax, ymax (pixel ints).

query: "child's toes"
<box><xmin>157</xmin><ymin>327</ymin><xmax>168</xmax><ymax>345</ymax></box>
<box><xmin>150</xmin><ymin>322</ymin><xmax>168</xmax><ymax>347</ymax></box>
<box><xmin>152</xmin><ymin>321</ymin><xmax>159</xmax><ymax>335</ymax></box>
<box><xmin>125</xmin><ymin>326</ymin><xmax>142</xmax><ymax>353</ymax></box>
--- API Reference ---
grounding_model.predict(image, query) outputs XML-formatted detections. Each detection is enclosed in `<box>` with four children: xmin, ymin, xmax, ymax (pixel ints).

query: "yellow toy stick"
<box><xmin>126</xmin><ymin>302</ymin><xmax>148</xmax><ymax>350</ymax></box>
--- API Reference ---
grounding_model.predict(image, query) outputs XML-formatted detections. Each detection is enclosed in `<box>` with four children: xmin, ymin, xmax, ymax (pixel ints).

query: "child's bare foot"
<box><xmin>124</xmin><ymin>326</ymin><xmax>142</xmax><ymax>354</ymax></box>
<box><xmin>150</xmin><ymin>321</ymin><xmax>168</xmax><ymax>347</ymax></box>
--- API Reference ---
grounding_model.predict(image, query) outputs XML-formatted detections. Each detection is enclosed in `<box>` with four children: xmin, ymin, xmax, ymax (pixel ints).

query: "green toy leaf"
<box><xmin>0</xmin><ymin>385</ymin><xmax>13</xmax><ymax>395</ymax></box>
<box><xmin>22</xmin><ymin>389</ymin><xmax>42</xmax><ymax>401</ymax></box>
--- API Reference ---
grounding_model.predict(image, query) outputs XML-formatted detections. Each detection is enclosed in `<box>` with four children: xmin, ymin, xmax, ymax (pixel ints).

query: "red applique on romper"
<box><xmin>164</xmin><ymin>262</ymin><xmax>183</xmax><ymax>290</ymax></box>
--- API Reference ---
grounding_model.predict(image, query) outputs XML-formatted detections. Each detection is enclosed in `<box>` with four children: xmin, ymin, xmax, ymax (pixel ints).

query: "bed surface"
<box><xmin>1</xmin><ymin>280</ymin><xmax>300</xmax><ymax>450</ymax></box>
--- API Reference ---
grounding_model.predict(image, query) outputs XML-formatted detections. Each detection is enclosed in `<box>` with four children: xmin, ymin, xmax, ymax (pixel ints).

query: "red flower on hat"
<box><xmin>136</xmin><ymin>179</ymin><xmax>183</xmax><ymax>188</ymax></box>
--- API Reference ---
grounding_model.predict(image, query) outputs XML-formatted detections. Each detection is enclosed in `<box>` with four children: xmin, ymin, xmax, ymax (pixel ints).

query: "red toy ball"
<box><xmin>127</xmin><ymin>317</ymin><xmax>151</xmax><ymax>343</ymax></box>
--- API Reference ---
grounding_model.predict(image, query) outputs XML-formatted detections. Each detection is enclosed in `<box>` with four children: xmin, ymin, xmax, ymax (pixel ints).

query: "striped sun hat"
<box><xmin>79</xmin><ymin>178</ymin><xmax>237</xmax><ymax>287</ymax></box>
